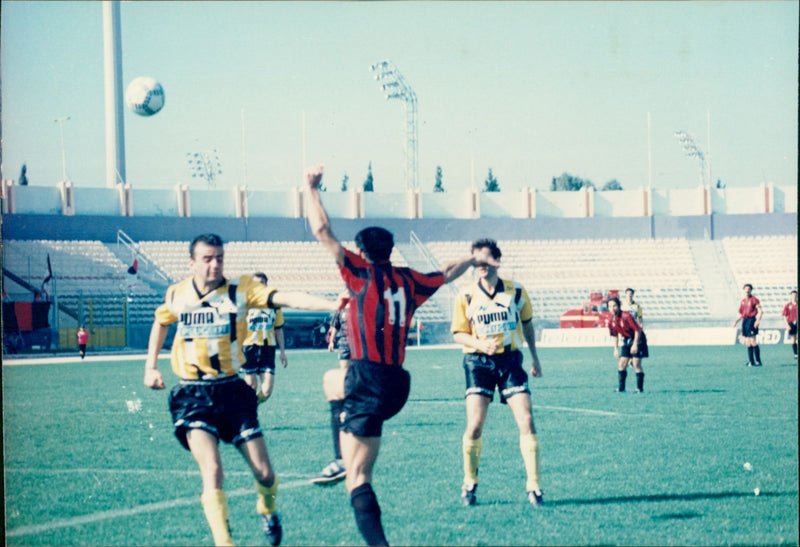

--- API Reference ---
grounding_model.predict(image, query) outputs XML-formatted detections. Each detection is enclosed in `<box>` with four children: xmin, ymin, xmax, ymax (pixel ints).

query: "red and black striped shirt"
<box><xmin>783</xmin><ymin>301</ymin><xmax>797</xmax><ymax>323</ymax></box>
<box><xmin>739</xmin><ymin>296</ymin><xmax>760</xmax><ymax>318</ymax></box>
<box><xmin>608</xmin><ymin>311</ymin><xmax>642</xmax><ymax>339</ymax></box>
<box><xmin>339</xmin><ymin>248</ymin><xmax>445</xmax><ymax>366</ymax></box>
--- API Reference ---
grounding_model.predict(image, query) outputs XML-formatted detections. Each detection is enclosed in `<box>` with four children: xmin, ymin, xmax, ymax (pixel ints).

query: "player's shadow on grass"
<box><xmin>547</xmin><ymin>490</ymin><xmax>793</xmax><ymax>507</ymax></box>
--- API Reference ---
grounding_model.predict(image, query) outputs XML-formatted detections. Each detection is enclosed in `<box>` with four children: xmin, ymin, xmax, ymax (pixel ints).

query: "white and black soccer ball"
<box><xmin>125</xmin><ymin>76</ymin><xmax>165</xmax><ymax>117</ymax></box>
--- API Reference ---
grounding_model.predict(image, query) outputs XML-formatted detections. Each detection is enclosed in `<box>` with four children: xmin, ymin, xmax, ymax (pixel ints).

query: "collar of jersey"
<box><xmin>192</xmin><ymin>277</ymin><xmax>227</xmax><ymax>300</ymax></box>
<box><xmin>477</xmin><ymin>278</ymin><xmax>503</xmax><ymax>299</ymax></box>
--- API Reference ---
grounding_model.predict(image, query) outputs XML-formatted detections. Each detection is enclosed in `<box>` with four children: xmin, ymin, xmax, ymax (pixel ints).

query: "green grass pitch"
<box><xmin>3</xmin><ymin>345</ymin><xmax>798</xmax><ymax>546</ymax></box>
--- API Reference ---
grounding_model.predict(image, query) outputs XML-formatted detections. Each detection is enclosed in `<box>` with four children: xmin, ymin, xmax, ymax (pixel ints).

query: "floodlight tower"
<box><xmin>370</xmin><ymin>60</ymin><xmax>418</xmax><ymax>192</ymax></box>
<box><xmin>673</xmin><ymin>130</ymin><xmax>710</xmax><ymax>187</ymax></box>
<box><xmin>103</xmin><ymin>0</ymin><xmax>126</xmax><ymax>187</ymax></box>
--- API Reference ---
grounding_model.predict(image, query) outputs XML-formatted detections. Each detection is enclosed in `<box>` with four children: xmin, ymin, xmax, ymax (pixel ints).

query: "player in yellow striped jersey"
<box><xmin>241</xmin><ymin>272</ymin><xmax>288</xmax><ymax>404</ymax></box>
<box><xmin>451</xmin><ymin>238</ymin><xmax>544</xmax><ymax>509</ymax></box>
<box><xmin>144</xmin><ymin>234</ymin><xmax>345</xmax><ymax>547</ymax></box>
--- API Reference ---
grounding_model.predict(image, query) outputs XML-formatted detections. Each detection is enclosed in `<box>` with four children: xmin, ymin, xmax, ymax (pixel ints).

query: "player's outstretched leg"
<box><xmin>312</xmin><ymin>399</ymin><xmax>346</xmax><ymax>484</ymax></box>
<box><xmin>350</xmin><ymin>483</ymin><xmax>388</xmax><ymax>546</ymax></box>
<box><xmin>256</xmin><ymin>478</ymin><xmax>281</xmax><ymax>546</ymax></box>
<box><xmin>201</xmin><ymin>489</ymin><xmax>234</xmax><ymax>546</ymax></box>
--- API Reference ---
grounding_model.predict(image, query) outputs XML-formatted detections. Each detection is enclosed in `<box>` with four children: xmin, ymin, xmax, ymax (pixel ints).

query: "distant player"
<box><xmin>305</xmin><ymin>164</ymin><xmax>494</xmax><ymax>546</ymax></box>
<box><xmin>452</xmin><ymin>238</ymin><xmax>544</xmax><ymax>509</ymax></box>
<box><xmin>241</xmin><ymin>272</ymin><xmax>288</xmax><ymax>404</ymax></box>
<box><xmin>76</xmin><ymin>326</ymin><xmax>88</xmax><ymax>359</ymax></box>
<box><xmin>607</xmin><ymin>296</ymin><xmax>648</xmax><ymax>392</ymax></box>
<box><xmin>622</xmin><ymin>288</ymin><xmax>643</xmax><ymax>327</ymax></box>
<box><xmin>732</xmin><ymin>283</ymin><xmax>763</xmax><ymax>367</ymax></box>
<box><xmin>312</xmin><ymin>305</ymin><xmax>349</xmax><ymax>484</ymax></box>
<box><xmin>143</xmin><ymin>233</ymin><xmax>345</xmax><ymax>547</ymax></box>
<box><xmin>782</xmin><ymin>289</ymin><xmax>797</xmax><ymax>360</ymax></box>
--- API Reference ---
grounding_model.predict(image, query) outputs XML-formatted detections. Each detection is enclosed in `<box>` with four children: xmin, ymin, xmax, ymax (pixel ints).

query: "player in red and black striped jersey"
<box><xmin>732</xmin><ymin>283</ymin><xmax>764</xmax><ymax>367</ymax></box>
<box><xmin>608</xmin><ymin>296</ymin><xmax>648</xmax><ymax>392</ymax></box>
<box><xmin>305</xmin><ymin>164</ymin><xmax>497</xmax><ymax>546</ymax></box>
<box><xmin>782</xmin><ymin>289</ymin><xmax>797</xmax><ymax>359</ymax></box>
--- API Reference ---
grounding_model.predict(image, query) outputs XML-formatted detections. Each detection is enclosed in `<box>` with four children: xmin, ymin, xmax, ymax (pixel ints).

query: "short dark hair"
<box><xmin>743</xmin><ymin>283</ymin><xmax>753</xmax><ymax>290</ymax></box>
<box><xmin>355</xmin><ymin>226</ymin><xmax>394</xmax><ymax>263</ymax></box>
<box><xmin>791</xmin><ymin>290</ymin><xmax>797</xmax><ymax>296</ymax></box>
<box><xmin>625</xmin><ymin>288</ymin><xmax>635</xmax><ymax>295</ymax></box>
<box><xmin>471</xmin><ymin>238</ymin><xmax>502</xmax><ymax>260</ymax></box>
<box><xmin>190</xmin><ymin>233</ymin><xmax>224</xmax><ymax>258</ymax></box>
<box><xmin>253</xmin><ymin>272</ymin><xmax>268</xmax><ymax>284</ymax></box>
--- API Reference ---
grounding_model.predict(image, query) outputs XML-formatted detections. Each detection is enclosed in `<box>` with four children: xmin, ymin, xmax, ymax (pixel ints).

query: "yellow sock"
<box><xmin>462</xmin><ymin>436</ymin><xmax>482</xmax><ymax>487</ymax></box>
<box><xmin>520</xmin><ymin>433</ymin><xmax>541</xmax><ymax>492</ymax></box>
<box><xmin>255</xmin><ymin>477</ymin><xmax>278</xmax><ymax>516</ymax></box>
<box><xmin>200</xmin><ymin>489</ymin><xmax>234</xmax><ymax>547</ymax></box>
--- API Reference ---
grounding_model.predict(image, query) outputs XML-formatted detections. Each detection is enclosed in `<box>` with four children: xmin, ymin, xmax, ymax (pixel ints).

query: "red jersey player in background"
<box><xmin>732</xmin><ymin>283</ymin><xmax>764</xmax><ymax>367</ymax></box>
<box><xmin>782</xmin><ymin>289</ymin><xmax>797</xmax><ymax>360</ymax></box>
<box><xmin>304</xmin><ymin>163</ymin><xmax>496</xmax><ymax>546</ymax></box>
<box><xmin>607</xmin><ymin>296</ymin><xmax>648</xmax><ymax>392</ymax></box>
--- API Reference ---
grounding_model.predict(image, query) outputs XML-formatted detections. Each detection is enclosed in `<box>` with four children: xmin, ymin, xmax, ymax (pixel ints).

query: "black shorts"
<box><xmin>168</xmin><ymin>375</ymin><xmax>262</xmax><ymax>451</ymax></box>
<box><xmin>341</xmin><ymin>359</ymin><xmax>410</xmax><ymax>437</ymax></box>
<box><xmin>742</xmin><ymin>317</ymin><xmax>759</xmax><ymax>338</ymax></box>
<box><xmin>463</xmin><ymin>350</ymin><xmax>529</xmax><ymax>404</ymax></box>
<box><xmin>620</xmin><ymin>331</ymin><xmax>649</xmax><ymax>359</ymax></box>
<box><xmin>240</xmin><ymin>344</ymin><xmax>276</xmax><ymax>375</ymax></box>
<box><xmin>78</xmin><ymin>344</ymin><xmax>86</xmax><ymax>352</ymax></box>
<box><xmin>336</xmin><ymin>337</ymin><xmax>351</xmax><ymax>360</ymax></box>
<box><xmin>788</xmin><ymin>322</ymin><xmax>797</xmax><ymax>336</ymax></box>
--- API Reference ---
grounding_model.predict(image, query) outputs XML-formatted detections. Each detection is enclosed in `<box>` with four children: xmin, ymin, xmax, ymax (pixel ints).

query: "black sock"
<box><xmin>792</xmin><ymin>343</ymin><xmax>797</xmax><ymax>356</ymax></box>
<box><xmin>618</xmin><ymin>369</ymin><xmax>627</xmax><ymax>391</ymax></box>
<box><xmin>753</xmin><ymin>345</ymin><xmax>761</xmax><ymax>363</ymax></box>
<box><xmin>330</xmin><ymin>400</ymin><xmax>344</xmax><ymax>459</ymax></box>
<box><xmin>747</xmin><ymin>346</ymin><xmax>755</xmax><ymax>364</ymax></box>
<box><xmin>350</xmin><ymin>483</ymin><xmax>388</xmax><ymax>546</ymax></box>
<box><xmin>636</xmin><ymin>372</ymin><xmax>645</xmax><ymax>392</ymax></box>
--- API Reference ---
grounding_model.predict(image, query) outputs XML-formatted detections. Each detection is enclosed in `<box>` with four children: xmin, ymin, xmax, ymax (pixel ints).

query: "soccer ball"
<box><xmin>125</xmin><ymin>76</ymin><xmax>165</xmax><ymax>117</ymax></box>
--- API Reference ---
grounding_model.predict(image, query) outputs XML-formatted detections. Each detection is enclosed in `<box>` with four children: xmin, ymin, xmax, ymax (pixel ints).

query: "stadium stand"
<box><xmin>721</xmin><ymin>235</ymin><xmax>798</xmax><ymax>317</ymax></box>
<box><xmin>426</xmin><ymin>238</ymin><xmax>711</xmax><ymax>322</ymax></box>
<box><xmin>3</xmin><ymin>231</ymin><xmax>796</xmax><ymax>350</ymax></box>
<box><xmin>6</xmin><ymin>233</ymin><xmax>796</xmax><ymax>328</ymax></box>
<box><xmin>3</xmin><ymin>239</ymin><xmax>160</xmax><ymax>328</ymax></box>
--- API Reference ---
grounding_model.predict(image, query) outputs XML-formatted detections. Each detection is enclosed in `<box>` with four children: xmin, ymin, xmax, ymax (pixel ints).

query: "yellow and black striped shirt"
<box><xmin>452</xmin><ymin>278</ymin><xmax>533</xmax><ymax>354</ymax></box>
<box><xmin>155</xmin><ymin>275</ymin><xmax>278</xmax><ymax>380</ymax></box>
<box><xmin>242</xmin><ymin>306</ymin><xmax>284</xmax><ymax>347</ymax></box>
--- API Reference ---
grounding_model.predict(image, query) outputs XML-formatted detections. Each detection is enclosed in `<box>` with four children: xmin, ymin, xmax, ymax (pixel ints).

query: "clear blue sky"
<box><xmin>1</xmin><ymin>1</ymin><xmax>797</xmax><ymax>193</ymax></box>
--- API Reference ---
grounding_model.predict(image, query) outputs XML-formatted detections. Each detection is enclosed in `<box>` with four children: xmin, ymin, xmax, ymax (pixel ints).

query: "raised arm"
<box><xmin>271</xmin><ymin>290</ymin><xmax>347</xmax><ymax>312</ymax></box>
<box><xmin>305</xmin><ymin>164</ymin><xmax>345</xmax><ymax>266</ymax></box>
<box><xmin>440</xmin><ymin>246</ymin><xmax>499</xmax><ymax>284</ymax></box>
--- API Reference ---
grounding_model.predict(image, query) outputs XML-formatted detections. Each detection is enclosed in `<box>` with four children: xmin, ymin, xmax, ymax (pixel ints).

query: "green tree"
<box><xmin>433</xmin><ymin>166</ymin><xmax>444</xmax><ymax>192</ymax></box>
<box><xmin>341</xmin><ymin>173</ymin><xmax>349</xmax><ymax>192</ymax></box>
<box><xmin>483</xmin><ymin>168</ymin><xmax>500</xmax><ymax>192</ymax></box>
<box><xmin>550</xmin><ymin>172</ymin><xmax>595</xmax><ymax>191</ymax></box>
<box><xmin>19</xmin><ymin>164</ymin><xmax>28</xmax><ymax>186</ymax></box>
<box><xmin>601</xmin><ymin>179</ymin><xmax>623</xmax><ymax>191</ymax></box>
<box><xmin>363</xmin><ymin>162</ymin><xmax>374</xmax><ymax>192</ymax></box>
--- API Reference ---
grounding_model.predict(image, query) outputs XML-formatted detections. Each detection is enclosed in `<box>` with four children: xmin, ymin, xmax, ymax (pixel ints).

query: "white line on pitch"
<box><xmin>532</xmin><ymin>404</ymin><xmax>627</xmax><ymax>417</ymax></box>
<box><xmin>5</xmin><ymin>478</ymin><xmax>310</xmax><ymax>538</ymax></box>
<box><xmin>4</xmin><ymin>468</ymin><xmax>308</xmax><ymax>478</ymax></box>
